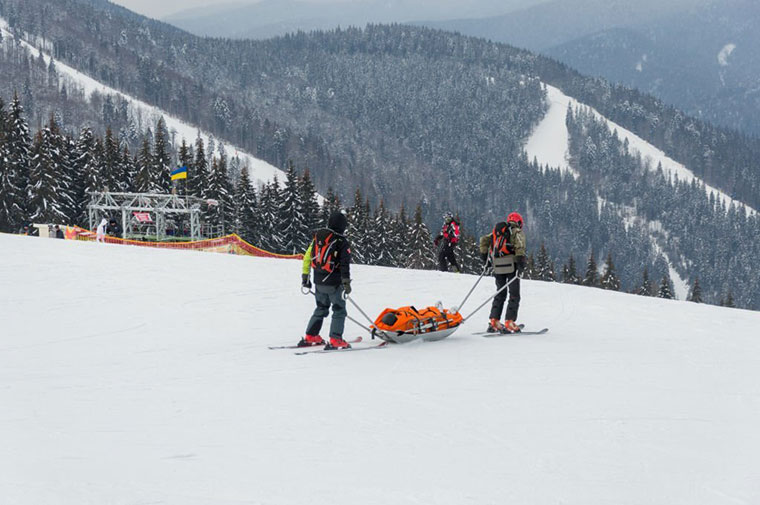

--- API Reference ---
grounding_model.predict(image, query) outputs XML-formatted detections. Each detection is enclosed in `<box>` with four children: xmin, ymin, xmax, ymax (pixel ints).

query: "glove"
<box><xmin>301</xmin><ymin>273</ymin><xmax>312</xmax><ymax>289</ymax></box>
<box><xmin>515</xmin><ymin>256</ymin><xmax>526</xmax><ymax>275</ymax></box>
<box><xmin>434</xmin><ymin>235</ymin><xmax>442</xmax><ymax>247</ymax></box>
<box><xmin>342</xmin><ymin>278</ymin><xmax>352</xmax><ymax>295</ymax></box>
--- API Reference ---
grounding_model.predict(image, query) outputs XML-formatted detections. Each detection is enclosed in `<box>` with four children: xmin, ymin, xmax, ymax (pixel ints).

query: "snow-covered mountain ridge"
<box><xmin>2</xmin><ymin>233</ymin><xmax>760</xmax><ymax>505</ymax></box>
<box><xmin>525</xmin><ymin>84</ymin><xmax>757</xmax><ymax>216</ymax></box>
<box><xmin>0</xmin><ymin>15</ymin><xmax>285</xmax><ymax>188</ymax></box>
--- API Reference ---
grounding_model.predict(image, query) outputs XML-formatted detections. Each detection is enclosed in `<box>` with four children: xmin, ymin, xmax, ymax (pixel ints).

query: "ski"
<box><xmin>294</xmin><ymin>341</ymin><xmax>389</xmax><ymax>355</ymax></box>
<box><xmin>269</xmin><ymin>336</ymin><xmax>362</xmax><ymax>350</ymax></box>
<box><xmin>480</xmin><ymin>328</ymin><xmax>549</xmax><ymax>337</ymax></box>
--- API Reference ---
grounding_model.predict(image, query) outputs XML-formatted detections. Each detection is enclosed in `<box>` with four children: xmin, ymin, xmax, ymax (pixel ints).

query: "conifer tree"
<box><xmin>524</xmin><ymin>253</ymin><xmax>536</xmax><ymax>280</ymax></box>
<box><xmin>121</xmin><ymin>146</ymin><xmax>135</xmax><ymax>193</ymax></box>
<box><xmin>724</xmin><ymin>290</ymin><xmax>735</xmax><ymax>308</ymax></box>
<box><xmin>321</xmin><ymin>187</ymin><xmax>342</xmax><ymax>225</ymax></box>
<box><xmin>27</xmin><ymin>118</ymin><xmax>73</xmax><ymax>223</ymax></box>
<box><xmin>688</xmin><ymin>277</ymin><xmax>703</xmax><ymax>303</ymax></box>
<box><xmin>257</xmin><ymin>177</ymin><xmax>283</xmax><ymax>252</ymax></box>
<box><xmin>562</xmin><ymin>254</ymin><xmax>580</xmax><ymax>284</ymax></box>
<box><xmin>583</xmin><ymin>251</ymin><xmax>598</xmax><ymax>287</ymax></box>
<box><xmin>600</xmin><ymin>253</ymin><xmax>621</xmax><ymax>291</ymax></box>
<box><xmin>233</xmin><ymin>166</ymin><xmax>259</xmax><ymax>242</ymax></box>
<box><xmin>103</xmin><ymin>127</ymin><xmax>121</xmax><ymax>191</ymax></box>
<box><xmin>299</xmin><ymin>168</ymin><xmax>321</xmax><ymax>237</ymax></box>
<box><xmin>4</xmin><ymin>92</ymin><xmax>32</xmax><ymax>225</ymax></box>
<box><xmin>153</xmin><ymin>118</ymin><xmax>171</xmax><ymax>192</ymax></box>
<box><xmin>0</xmin><ymin>97</ymin><xmax>24</xmax><ymax>232</ymax></box>
<box><xmin>279</xmin><ymin>162</ymin><xmax>307</xmax><ymax>254</ymax></box>
<box><xmin>71</xmin><ymin>126</ymin><xmax>97</xmax><ymax>226</ymax></box>
<box><xmin>177</xmin><ymin>139</ymin><xmax>193</xmax><ymax>197</ymax></box>
<box><xmin>205</xmin><ymin>157</ymin><xmax>233</xmax><ymax>233</ymax></box>
<box><xmin>405</xmin><ymin>203</ymin><xmax>436</xmax><ymax>270</ymax></box>
<box><xmin>536</xmin><ymin>242</ymin><xmax>555</xmax><ymax>281</ymax></box>
<box><xmin>347</xmin><ymin>189</ymin><xmax>371</xmax><ymax>264</ymax></box>
<box><xmin>190</xmin><ymin>137</ymin><xmax>209</xmax><ymax>198</ymax></box>
<box><xmin>637</xmin><ymin>267</ymin><xmax>654</xmax><ymax>297</ymax></box>
<box><xmin>134</xmin><ymin>137</ymin><xmax>154</xmax><ymax>193</ymax></box>
<box><xmin>371</xmin><ymin>200</ymin><xmax>393</xmax><ymax>267</ymax></box>
<box><xmin>390</xmin><ymin>204</ymin><xmax>410</xmax><ymax>268</ymax></box>
<box><xmin>658</xmin><ymin>275</ymin><xmax>674</xmax><ymax>299</ymax></box>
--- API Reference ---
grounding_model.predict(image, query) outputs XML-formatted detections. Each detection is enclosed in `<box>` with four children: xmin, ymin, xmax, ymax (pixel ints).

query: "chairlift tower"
<box><xmin>87</xmin><ymin>192</ymin><xmax>211</xmax><ymax>241</ymax></box>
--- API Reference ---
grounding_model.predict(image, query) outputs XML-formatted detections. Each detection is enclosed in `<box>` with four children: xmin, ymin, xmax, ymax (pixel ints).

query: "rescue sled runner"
<box><xmin>371</xmin><ymin>305</ymin><xmax>464</xmax><ymax>344</ymax></box>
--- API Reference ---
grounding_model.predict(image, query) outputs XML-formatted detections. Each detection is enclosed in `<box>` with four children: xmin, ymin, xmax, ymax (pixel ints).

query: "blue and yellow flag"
<box><xmin>171</xmin><ymin>166</ymin><xmax>188</xmax><ymax>181</ymax></box>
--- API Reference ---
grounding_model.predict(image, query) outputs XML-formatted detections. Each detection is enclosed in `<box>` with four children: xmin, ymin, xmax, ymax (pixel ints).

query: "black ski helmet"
<box><xmin>328</xmin><ymin>210</ymin><xmax>348</xmax><ymax>234</ymax></box>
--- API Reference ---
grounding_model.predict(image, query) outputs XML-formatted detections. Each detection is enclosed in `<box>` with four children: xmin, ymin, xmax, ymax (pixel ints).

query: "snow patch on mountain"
<box><xmin>0</xmin><ymin>16</ymin><xmax>285</xmax><ymax>189</ymax></box>
<box><xmin>718</xmin><ymin>43</ymin><xmax>736</xmax><ymax>66</ymax></box>
<box><xmin>523</xmin><ymin>85</ymin><xmax>579</xmax><ymax>178</ymax></box>
<box><xmin>526</xmin><ymin>84</ymin><xmax>756</xmax><ymax>216</ymax></box>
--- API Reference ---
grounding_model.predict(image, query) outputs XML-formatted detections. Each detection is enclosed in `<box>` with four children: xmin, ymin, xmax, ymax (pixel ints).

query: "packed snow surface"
<box><xmin>2</xmin><ymin>234</ymin><xmax>760</xmax><ymax>504</ymax></box>
<box><xmin>0</xmin><ymin>16</ymin><xmax>284</xmax><ymax>189</ymax></box>
<box><xmin>526</xmin><ymin>84</ymin><xmax>757</xmax><ymax>215</ymax></box>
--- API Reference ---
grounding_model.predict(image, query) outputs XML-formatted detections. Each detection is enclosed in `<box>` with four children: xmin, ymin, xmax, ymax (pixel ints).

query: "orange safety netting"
<box><xmin>67</xmin><ymin>226</ymin><xmax>302</xmax><ymax>260</ymax></box>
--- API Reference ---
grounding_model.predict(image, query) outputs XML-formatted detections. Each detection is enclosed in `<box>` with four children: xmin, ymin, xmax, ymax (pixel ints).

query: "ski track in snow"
<box><xmin>2</xmin><ymin>233</ymin><xmax>760</xmax><ymax>505</ymax></box>
<box><xmin>0</xmin><ymin>16</ymin><xmax>284</xmax><ymax>189</ymax></box>
<box><xmin>526</xmin><ymin>84</ymin><xmax>757</xmax><ymax>216</ymax></box>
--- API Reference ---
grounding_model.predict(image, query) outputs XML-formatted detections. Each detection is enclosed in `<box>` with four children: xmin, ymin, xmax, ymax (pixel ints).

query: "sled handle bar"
<box><xmin>302</xmin><ymin>286</ymin><xmax>374</xmax><ymax>336</ymax></box>
<box><xmin>462</xmin><ymin>274</ymin><xmax>521</xmax><ymax>324</ymax></box>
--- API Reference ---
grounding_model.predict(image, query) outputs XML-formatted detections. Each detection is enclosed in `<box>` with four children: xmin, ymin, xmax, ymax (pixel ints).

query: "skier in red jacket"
<box><xmin>435</xmin><ymin>212</ymin><xmax>461</xmax><ymax>273</ymax></box>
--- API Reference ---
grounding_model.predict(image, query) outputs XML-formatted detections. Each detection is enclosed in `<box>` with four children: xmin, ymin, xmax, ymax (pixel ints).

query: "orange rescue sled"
<box><xmin>371</xmin><ymin>305</ymin><xmax>464</xmax><ymax>344</ymax></box>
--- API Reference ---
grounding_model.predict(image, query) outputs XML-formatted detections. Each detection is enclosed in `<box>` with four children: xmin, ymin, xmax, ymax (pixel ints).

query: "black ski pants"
<box><xmin>305</xmin><ymin>284</ymin><xmax>347</xmax><ymax>338</ymax></box>
<box><xmin>438</xmin><ymin>242</ymin><xmax>460</xmax><ymax>272</ymax></box>
<box><xmin>489</xmin><ymin>273</ymin><xmax>521</xmax><ymax>321</ymax></box>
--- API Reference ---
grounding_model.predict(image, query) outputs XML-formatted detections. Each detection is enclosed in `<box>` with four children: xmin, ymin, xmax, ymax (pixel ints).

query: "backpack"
<box><xmin>491</xmin><ymin>222</ymin><xmax>515</xmax><ymax>258</ymax></box>
<box><xmin>311</xmin><ymin>229</ymin><xmax>342</xmax><ymax>274</ymax></box>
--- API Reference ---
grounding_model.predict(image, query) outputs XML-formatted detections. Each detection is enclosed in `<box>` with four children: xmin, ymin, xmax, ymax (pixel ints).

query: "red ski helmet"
<box><xmin>507</xmin><ymin>212</ymin><xmax>524</xmax><ymax>228</ymax></box>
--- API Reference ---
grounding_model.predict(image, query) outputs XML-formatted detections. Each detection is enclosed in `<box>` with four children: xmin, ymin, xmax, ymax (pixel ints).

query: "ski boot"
<box><xmin>324</xmin><ymin>336</ymin><xmax>351</xmax><ymax>350</ymax></box>
<box><xmin>297</xmin><ymin>334</ymin><xmax>325</xmax><ymax>347</ymax></box>
<box><xmin>503</xmin><ymin>320</ymin><xmax>522</xmax><ymax>333</ymax></box>
<box><xmin>487</xmin><ymin>318</ymin><xmax>507</xmax><ymax>334</ymax></box>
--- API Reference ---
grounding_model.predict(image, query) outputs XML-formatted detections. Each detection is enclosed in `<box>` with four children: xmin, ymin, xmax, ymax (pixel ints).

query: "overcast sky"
<box><xmin>111</xmin><ymin>0</ymin><xmax>254</xmax><ymax>19</ymax></box>
<box><xmin>111</xmin><ymin>0</ymin><xmax>343</xmax><ymax>19</ymax></box>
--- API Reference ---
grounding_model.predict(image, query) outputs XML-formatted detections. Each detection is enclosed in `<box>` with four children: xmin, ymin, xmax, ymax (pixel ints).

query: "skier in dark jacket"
<box><xmin>479</xmin><ymin>212</ymin><xmax>527</xmax><ymax>334</ymax></box>
<box><xmin>107</xmin><ymin>219</ymin><xmax>122</xmax><ymax>238</ymax></box>
<box><xmin>435</xmin><ymin>212</ymin><xmax>461</xmax><ymax>273</ymax></box>
<box><xmin>54</xmin><ymin>225</ymin><xmax>64</xmax><ymax>239</ymax></box>
<box><xmin>298</xmin><ymin>210</ymin><xmax>353</xmax><ymax>349</ymax></box>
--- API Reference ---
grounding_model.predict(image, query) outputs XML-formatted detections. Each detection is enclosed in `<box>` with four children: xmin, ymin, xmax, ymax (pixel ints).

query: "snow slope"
<box><xmin>0</xmin><ymin>16</ymin><xmax>284</xmax><ymax>189</ymax></box>
<box><xmin>2</xmin><ymin>233</ymin><xmax>760</xmax><ymax>505</ymax></box>
<box><xmin>525</xmin><ymin>84</ymin><xmax>757</xmax><ymax>216</ymax></box>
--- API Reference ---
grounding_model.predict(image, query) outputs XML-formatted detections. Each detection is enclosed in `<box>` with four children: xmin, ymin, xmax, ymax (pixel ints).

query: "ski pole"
<box><xmin>454</xmin><ymin>261</ymin><xmax>491</xmax><ymax>314</ymax></box>
<box><xmin>462</xmin><ymin>274</ymin><xmax>521</xmax><ymax>324</ymax></box>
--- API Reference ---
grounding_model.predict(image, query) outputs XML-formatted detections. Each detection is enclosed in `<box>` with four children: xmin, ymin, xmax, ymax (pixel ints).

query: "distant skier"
<box><xmin>54</xmin><ymin>225</ymin><xmax>64</xmax><ymax>239</ymax></box>
<box><xmin>435</xmin><ymin>212</ymin><xmax>461</xmax><ymax>273</ymax></box>
<box><xmin>479</xmin><ymin>212</ymin><xmax>527</xmax><ymax>334</ymax></box>
<box><xmin>107</xmin><ymin>218</ymin><xmax>122</xmax><ymax>238</ymax></box>
<box><xmin>96</xmin><ymin>218</ymin><xmax>108</xmax><ymax>243</ymax></box>
<box><xmin>298</xmin><ymin>210</ymin><xmax>353</xmax><ymax>349</ymax></box>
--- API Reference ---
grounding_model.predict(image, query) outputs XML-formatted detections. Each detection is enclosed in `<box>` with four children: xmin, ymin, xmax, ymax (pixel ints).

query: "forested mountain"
<box><xmin>425</xmin><ymin>0</ymin><xmax>760</xmax><ymax>136</ymax></box>
<box><xmin>545</xmin><ymin>0</ymin><xmax>760</xmax><ymax>136</ymax></box>
<box><xmin>1</xmin><ymin>0</ymin><xmax>759</xmax><ymax>309</ymax></box>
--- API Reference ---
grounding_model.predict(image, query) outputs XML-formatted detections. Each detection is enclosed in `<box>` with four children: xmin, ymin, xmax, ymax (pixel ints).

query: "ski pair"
<box><xmin>295</xmin><ymin>341</ymin><xmax>389</xmax><ymax>355</ymax></box>
<box><xmin>268</xmin><ymin>336</ymin><xmax>362</xmax><ymax>350</ymax></box>
<box><xmin>477</xmin><ymin>328</ymin><xmax>549</xmax><ymax>337</ymax></box>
